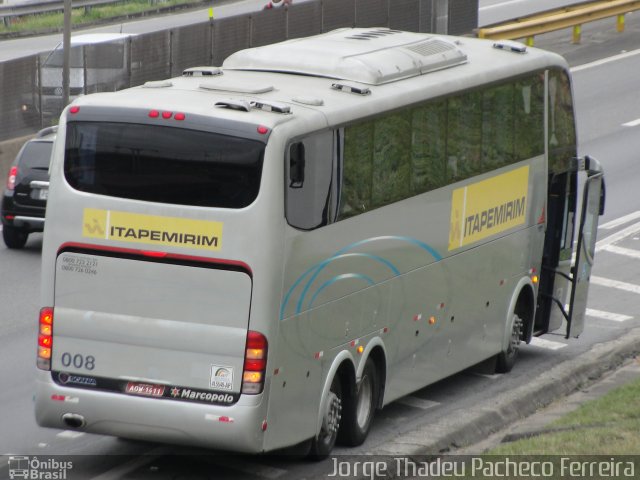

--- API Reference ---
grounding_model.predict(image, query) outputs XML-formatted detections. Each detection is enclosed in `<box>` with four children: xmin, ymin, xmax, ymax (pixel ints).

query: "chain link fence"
<box><xmin>0</xmin><ymin>0</ymin><xmax>478</xmax><ymax>142</ymax></box>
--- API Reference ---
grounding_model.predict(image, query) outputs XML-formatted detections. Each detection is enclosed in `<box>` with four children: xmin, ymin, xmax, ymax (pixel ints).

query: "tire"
<box><xmin>339</xmin><ymin>357</ymin><xmax>379</xmax><ymax>446</ymax></box>
<box><xmin>496</xmin><ymin>313</ymin><xmax>523</xmax><ymax>373</ymax></box>
<box><xmin>2</xmin><ymin>225</ymin><xmax>28</xmax><ymax>249</ymax></box>
<box><xmin>308</xmin><ymin>373</ymin><xmax>343</xmax><ymax>460</ymax></box>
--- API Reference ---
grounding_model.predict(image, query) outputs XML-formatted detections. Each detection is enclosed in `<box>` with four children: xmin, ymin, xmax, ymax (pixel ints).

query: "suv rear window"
<box><xmin>20</xmin><ymin>141</ymin><xmax>53</xmax><ymax>170</ymax></box>
<box><xmin>64</xmin><ymin>122</ymin><xmax>264</xmax><ymax>208</ymax></box>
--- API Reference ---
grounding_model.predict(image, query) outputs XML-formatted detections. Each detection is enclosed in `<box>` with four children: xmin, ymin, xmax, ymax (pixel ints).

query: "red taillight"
<box><xmin>242</xmin><ymin>331</ymin><xmax>268</xmax><ymax>394</ymax></box>
<box><xmin>162</xmin><ymin>111</ymin><xmax>173</xmax><ymax>119</ymax></box>
<box><xmin>174</xmin><ymin>112</ymin><xmax>186</xmax><ymax>121</ymax></box>
<box><xmin>149</xmin><ymin>110</ymin><xmax>160</xmax><ymax>118</ymax></box>
<box><xmin>7</xmin><ymin>166</ymin><xmax>17</xmax><ymax>190</ymax></box>
<box><xmin>37</xmin><ymin>307</ymin><xmax>54</xmax><ymax>370</ymax></box>
<box><xmin>69</xmin><ymin>106</ymin><xmax>80</xmax><ymax>114</ymax></box>
<box><xmin>257</xmin><ymin>125</ymin><xmax>269</xmax><ymax>135</ymax></box>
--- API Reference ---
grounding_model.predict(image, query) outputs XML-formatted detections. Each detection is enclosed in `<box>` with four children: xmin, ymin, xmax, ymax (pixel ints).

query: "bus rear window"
<box><xmin>64</xmin><ymin>122</ymin><xmax>264</xmax><ymax>208</ymax></box>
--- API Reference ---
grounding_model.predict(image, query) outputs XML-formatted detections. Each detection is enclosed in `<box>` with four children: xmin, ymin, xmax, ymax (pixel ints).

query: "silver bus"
<box><xmin>35</xmin><ymin>28</ymin><xmax>604</xmax><ymax>456</ymax></box>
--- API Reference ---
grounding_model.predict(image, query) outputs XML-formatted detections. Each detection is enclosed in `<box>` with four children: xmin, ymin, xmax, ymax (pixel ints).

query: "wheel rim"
<box><xmin>506</xmin><ymin>315</ymin><xmax>523</xmax><ymax>358</ymax></box>
<box><xmin>320</xmin><ymin>387</ymin><xmax>342</xmax><ymax>446</ymax></box>
<box><xmin>356</xmin><ymin>373</ymin><xmax>373</xmax><ymax>430</ymax></box>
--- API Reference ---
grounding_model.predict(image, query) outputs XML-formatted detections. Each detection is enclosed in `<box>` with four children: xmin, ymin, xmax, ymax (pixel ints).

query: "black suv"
<box><xmin>2</xmin><ymin>127</ymin><xmax>56</xmax><ymax>249</ymax></box>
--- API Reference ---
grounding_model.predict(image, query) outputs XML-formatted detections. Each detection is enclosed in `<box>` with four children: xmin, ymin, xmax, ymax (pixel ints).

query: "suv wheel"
<box><xmin>2</xmin><ymin>226</ymin><xmax>28</xmax><ymax>249</ymax></box>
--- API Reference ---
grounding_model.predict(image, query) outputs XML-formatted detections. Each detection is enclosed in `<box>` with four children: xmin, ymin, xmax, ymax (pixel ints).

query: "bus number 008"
<box><xmin>61</xmin><ymin>352</ymin><xmax>95</xmax><ymax>371</ymax></box>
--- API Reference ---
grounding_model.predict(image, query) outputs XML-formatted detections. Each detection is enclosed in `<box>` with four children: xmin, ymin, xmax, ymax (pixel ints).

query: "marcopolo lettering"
<box><xmin>109</xmin><ymin>226</ymin><xmax>218</xmax><ymax>247</ymax></box>
<box><xmin>171</xmin><ymin>387</ymin><xmax>235</xmax><ymax>404</ymax></box>
<box><xmin>464</xmin><ymin>196</ymin><xmax>526</xmax><ymax>236</ymax></box>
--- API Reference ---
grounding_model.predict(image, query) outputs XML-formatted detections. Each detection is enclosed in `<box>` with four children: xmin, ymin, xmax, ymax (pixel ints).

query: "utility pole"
<box><xmin>62</xmin><ymin>0</ymin><xmax>72</xmax><ymax>109</ymax></box>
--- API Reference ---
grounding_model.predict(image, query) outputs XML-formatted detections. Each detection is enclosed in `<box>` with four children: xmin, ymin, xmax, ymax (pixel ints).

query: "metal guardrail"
<box><xmin>477</xmin><ymin>0</ymin><xmax>640</xmax><ymax>45</ymax></box>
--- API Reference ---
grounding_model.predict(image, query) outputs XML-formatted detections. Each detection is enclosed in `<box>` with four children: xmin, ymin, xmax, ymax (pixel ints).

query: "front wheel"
<box><xmin>2</xmin><ymin>225</ymin><xmax>28</xmax><ymax>249</ymax></box>
<box><xmin>339</xmin><ymin>357</ymin><xmax>379</xmax><ymax>446</ymax></box>
<box><xmin>496</xmin><ymin>313</ymin><xmax>523</xmax><ymax>373</ymax></box>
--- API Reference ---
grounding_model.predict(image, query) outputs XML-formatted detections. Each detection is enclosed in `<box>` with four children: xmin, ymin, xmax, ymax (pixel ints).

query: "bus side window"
<box><xmin>482</xmin><ymin>83</ymin><xmax>515</xmax><ymax>169</ymax></box>
<box><xmin>514</xmin><ymin>74</ymin><xmax>545</xmax><ymax>161</ymax></box>
<box><xmin>446</xmin><ymin>90</ymin><xmax>482</xmax><ymax>182</ymax></box>
<box><xmin>548</xmin><ymin>68</ymin><xmax>577</xmax><ymax>173</ymax></box>
<box><xmin>372</xmin><ymin>111</ymin><xmax>412</xmax><ymax>207</ymax></box>
<box><xmin>285</xmin><ymin>131</ymin><xmax>334</xmax><ymax>230</ymax></box>
<box><xmin>340</xmin><ymin>122</ymin><xmax>374</xmax><ymax>219</ymax></box>
<box><xmin>412</xmin><ymin>100</ymin><xmax>447</xmax><ymax>193</ymax></box>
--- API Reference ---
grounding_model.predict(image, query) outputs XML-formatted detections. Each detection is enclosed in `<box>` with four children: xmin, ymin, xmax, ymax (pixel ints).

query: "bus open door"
<box><xmin>536</xmin><ymin>156</ymin><xmax>605</xmax><ymax>338</ymax></box>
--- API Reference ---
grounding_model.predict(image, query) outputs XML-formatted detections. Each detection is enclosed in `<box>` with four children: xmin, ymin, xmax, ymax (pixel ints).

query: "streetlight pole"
<box><xmin>62</xmin><ymin>0</ymin><xmax>72</xmax><ymax>109</ymax></box>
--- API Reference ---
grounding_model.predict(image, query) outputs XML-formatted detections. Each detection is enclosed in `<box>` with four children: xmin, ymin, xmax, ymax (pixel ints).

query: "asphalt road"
<box><xmin>2</xmin><ymin>5</ymin><xmax>640</xmax><ymax>480</ymax></box>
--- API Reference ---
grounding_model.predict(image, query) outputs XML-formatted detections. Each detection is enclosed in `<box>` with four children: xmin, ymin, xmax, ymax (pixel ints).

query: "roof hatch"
<box><xmin>223</xmin><ymin>28</ymin><xmax>468</xmax><ymax>85</ymax></box>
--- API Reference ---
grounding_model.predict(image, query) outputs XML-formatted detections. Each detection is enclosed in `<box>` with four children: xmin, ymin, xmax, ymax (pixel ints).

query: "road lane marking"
<box><xmin>571</xmin><ymin>48</ymin><xmax>640</xmax><ymax>73</ymax></box>
<box><xmin>586</xmin><ymin>308</ymin><xmax>633</xmax><ymax>322</ymax></box>
<box><xmin>591</xmin><ymin>276</ymin><xmax>640</xmax><ymax>295</ymax></box>
<box><xmin>622</xmin><ymin>118</ymin><xmax>640</xmax><ymax>128</ymax></box>
<box><xmin>530</xmin><ymin>337</ymin><xmax>567</xmax><ymax>350</ymax></box>
<box><xmin>599</xmin><ymin>211</ymin><xmax>640</xmax><ymax>230</ymax></box>
<box><xmin>397</xmin><ymin>396</ymin><xmax>440</xmax><ymax>410</ymax></box>
<box><xmin>595</xmin><ymin>221</ymin><xmax>640</xmax><ymax>252</ymax></box>
<box><xmin>602</xmin><ymin>244</ymin><xmax>640</xmax><ymax>260</ymax></box>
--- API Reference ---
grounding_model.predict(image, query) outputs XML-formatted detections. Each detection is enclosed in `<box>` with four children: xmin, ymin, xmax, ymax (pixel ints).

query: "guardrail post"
<box><xmin>617</xmin><ymin>13</ymin><xmax>625</xmax><ymax>32</ymax></box>
<box><xmin>572</xmin><ymin>24</ymin><xmax>581</xmax><ymax>44</ymax></box>
<box><xmin>526</xmin><ymin>36</ymin><xmax>534</xmax><ymax>46</ymax></box>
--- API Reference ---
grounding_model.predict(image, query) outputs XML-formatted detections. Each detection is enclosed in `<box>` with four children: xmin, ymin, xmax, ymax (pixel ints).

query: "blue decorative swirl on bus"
<box><xmin>308</xmin><ymin>273</ymin><xmax>376</xmax><ymax>309</ymax></box>
<box><xmin>280</xmin><ymin>236</ymin><xmax>442</xmax><ymax>320</ymax></box>
<box><xmin>296</xmin><ymin>252</ymin><xmax>400</xmax><ymax>315</ymax></box>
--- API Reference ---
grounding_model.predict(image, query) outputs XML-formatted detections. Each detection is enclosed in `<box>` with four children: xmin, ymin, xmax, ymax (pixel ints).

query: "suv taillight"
<box><xmin>37</xmin><ymin>307</ymin><xmax>54</xmax><ymax>370</ymax></box>
<box><xmin>6</xmin><ymin>166</ymin><xmax>17</xmax><ymax>190</ymax></box>
<box><xmin>242</xmin><ymin>331</ymin><xmax>268</xmax><ymax>394</ymax></box>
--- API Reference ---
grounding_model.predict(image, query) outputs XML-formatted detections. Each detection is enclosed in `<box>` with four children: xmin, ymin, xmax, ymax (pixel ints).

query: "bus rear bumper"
<box><xmin>34</xmin><ymin>375</ymin><xmax>268</xmax><ymax>453</ymax></box>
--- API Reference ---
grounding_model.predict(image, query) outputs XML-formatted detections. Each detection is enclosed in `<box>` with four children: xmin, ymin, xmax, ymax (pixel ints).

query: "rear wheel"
<box><xmin>339</xmin><ymin>357</ymin><xmax>379</xmax><ymax>446</ymax></box>
<box><xmin>496</xmin><ymin>313</ymin><xmax>523</xmax><ymax>373</ymax></box>
<box><xmin>2</xmin><ymin>225</ymin><xmax>28</xmax><ymax>249</ymax></box>
<box><xmin>308</xmin><ymin>373</ymin><xmax>342</xmax><ymax>459</ymax></box>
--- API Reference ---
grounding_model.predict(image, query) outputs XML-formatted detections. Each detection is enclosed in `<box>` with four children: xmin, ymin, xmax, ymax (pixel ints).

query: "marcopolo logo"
<box><xmin>8</xmin><ymin>456</ymin><xmax>73</xmax><ymax>479</ymax></box>
<box><xmin>82</xmin><ymin>208</ymin><xmax>223</xmax><ymax>251</ymax></box>
<box><xmin>449</xmin><ymin>166</ymin><xmax>529</xmax><ymax>250</ymax></box>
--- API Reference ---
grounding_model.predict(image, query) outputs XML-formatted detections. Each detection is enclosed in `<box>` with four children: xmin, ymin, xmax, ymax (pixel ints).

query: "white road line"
<box><xmin>586</xmin><ymin>308</ymin><xmax>633</xmax><ymax>322</ymax></box>
<box><xmin>595</xmin><ymin>221</ymin><xmax>640</xmax><ymax>252</ymax></box>
<box><xmin>530</xmin><ymin>337</ymin><xmax>567</xmax><ymax>350</ymax></box>
<box><xmin>56</xmin><ymin>430</ymin><xmax>85</xmax><ymax>439</ymax></box>
<box><xmin>397</xmin><ymin>396</ymin><xmax>440</xmax><ymax>410</ymax></box>
<box><xmin>591</xmin><ymin>276</ymin><xmax>640</xmax><ymax>295</ymax></box>
<box><xmin>623</xmin><ymin>118</ymin><xmax>640</xmax><ymax>128</ymax></box>
<box><xmin>599</xmin><ymin>211</ymin><xmax>640</xmax><ymax>230</ymax></box>
<box><xmin>602</xmin><ymin>244</ymin><xmax>640</xmax><ymax>260</ymax></box>
<box><xmin>571</xmin><ymin>48</ymin><xmax>640</xmax><ymax>73</ymax></box>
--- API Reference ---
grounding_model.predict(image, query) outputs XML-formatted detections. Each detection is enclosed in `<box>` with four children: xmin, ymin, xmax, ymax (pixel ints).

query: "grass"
<box><xmin>488</xmin><ymin>376</ymin><xmax>640</xmax><ymax>455</ymax></box>
<box><xmin>454</xmin><ymin>376</ymin><xmax>640</xmax><ymax>479</ymax></box>
<box><xmin>0</xmin><ymin>0</ymin><xmax>204</xmax><ymax>35</ymax></box>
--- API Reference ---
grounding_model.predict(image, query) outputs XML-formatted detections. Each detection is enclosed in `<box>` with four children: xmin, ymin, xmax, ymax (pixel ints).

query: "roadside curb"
<box><xmin>373</xmin><ymin>327</ymin><xmax>640</xmax><ymax>457</ymax></box>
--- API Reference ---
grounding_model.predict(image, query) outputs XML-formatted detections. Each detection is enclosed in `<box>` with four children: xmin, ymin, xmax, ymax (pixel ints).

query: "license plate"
<box><xmin>125</xmin><ymin>382</ymin><xmax>165</xmax><ymax>397</ymax></box>
<box><xmin>39</xmin><ymin>188</ymin><xmax>49</xmax><ymax>200</ymax></box>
